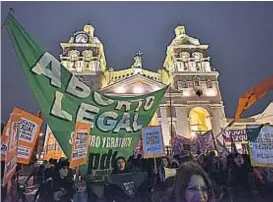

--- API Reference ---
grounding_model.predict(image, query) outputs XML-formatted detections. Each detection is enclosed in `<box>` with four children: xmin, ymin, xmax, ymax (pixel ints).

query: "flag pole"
<box><xmin>169</xmin><ymin>84</ymin><xmax>173</xmax><ymax>156</ymax></box>
<box><xmin>211</xmin><ymin>130</ymin><xmax>217</xmax><ymax>151</ymax></box>
<box><xmin>1</xmin><ymin>8</ymin><xmax>15</xmax><ymax>31</ymax></box>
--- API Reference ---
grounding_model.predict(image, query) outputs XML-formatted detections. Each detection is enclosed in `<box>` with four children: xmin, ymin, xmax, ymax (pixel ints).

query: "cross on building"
<box><xmin>136</xmin><ymin>50</ymin><xmax>143</xmax><ymax>57</ymax></box>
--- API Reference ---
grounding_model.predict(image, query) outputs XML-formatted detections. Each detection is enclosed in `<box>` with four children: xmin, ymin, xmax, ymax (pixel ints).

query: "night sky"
<box><xmin>1</xmin><ymin>2</ymin><xmax>273</xmax><ymax>122</ymax></box>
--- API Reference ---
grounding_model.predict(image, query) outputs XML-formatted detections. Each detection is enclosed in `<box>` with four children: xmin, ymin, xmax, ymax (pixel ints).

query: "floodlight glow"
<box><xmin>133</xmin><ymin>86</ymin><xmax>144</xmax><ymax>94</ymax></box>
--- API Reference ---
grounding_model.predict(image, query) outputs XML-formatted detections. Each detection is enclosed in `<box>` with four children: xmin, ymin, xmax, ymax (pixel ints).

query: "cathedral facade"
<box><xmin>59</xmin><ymin>24</ymin><xmax>228</xmax><ymax>147</ymax></box>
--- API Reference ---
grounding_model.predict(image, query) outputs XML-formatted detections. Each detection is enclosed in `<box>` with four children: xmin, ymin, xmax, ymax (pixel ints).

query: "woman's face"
<box><xmin>162</xmin><ymin>158</ymin><xmax>169</xmax><ymax>167</ymax></box>
<box><xmin>117</xmin><ymin>159</ymin><xmax>126</xmax><ymax>171</ymax></box>
<box><xmin>234</xmin><ymin>154</ymin><xmax>244</xmax><ymax>166</ymax></box>
<box><xmin>185</xmin><ymin>174</ymin><xmax>209</xmax><ymax>202</ymax></box>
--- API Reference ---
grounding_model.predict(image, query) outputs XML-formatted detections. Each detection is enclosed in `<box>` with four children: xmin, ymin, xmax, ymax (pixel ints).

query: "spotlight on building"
<box><xmin>39</xmin><ymin>132</ymin><xmax>43</xmax><ymax>137</ymax></box>
<box><xmin>133</xmin><ymin>86</ymin><xmax>144</xmax><ymax>94</ymax></box>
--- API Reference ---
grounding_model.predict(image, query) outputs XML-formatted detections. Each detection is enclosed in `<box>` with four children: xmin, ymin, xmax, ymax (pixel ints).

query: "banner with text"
<box><xmin>5</xmin><ymin>14</ymin><xmax>167</xmax><ymax>177</ymax></box>
<box><xmin>43</xmin><ymin>125</ymin><xmax>66</xmax><ymax>161</ymax></box>
<box><xmin>142</xmin><ymin>126</ymin><xmax>165</xmax><ymax>158</ymax></box>
<box><xmin>2</xmin><ymin>113</ymin><xmax>21</xmax><ymax>186</ymax></box>
<box><xmin>222</xmin><ymin>129</ymin><xmax>248</xmax><ymax>143</ymax></box>
<box><xmin>1</xmin><ymin>107</ymin><xmax>43</xmax><ymax>164</ymax></box>
<box><xmin>247</xmin><ymin>125</ymin><xmax>273</xmax><ymax>167</ymax></box>
<box><xmin>70</xmin><ymin>122</ymin><xmax>91</xmax><ymax>168</ymax></box>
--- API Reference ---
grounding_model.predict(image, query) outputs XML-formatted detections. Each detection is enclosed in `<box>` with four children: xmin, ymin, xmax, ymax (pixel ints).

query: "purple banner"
<box><xmin>222</xmin><ymin>129</ymin><xmax>248</xmax><ymax>142</ymax></box>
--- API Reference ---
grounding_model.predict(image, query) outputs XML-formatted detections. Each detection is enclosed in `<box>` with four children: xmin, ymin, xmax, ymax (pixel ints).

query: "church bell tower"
<box><xmin>163</xmin><ymin>25</ymin><xmax>227</xmax><ymax>139</ymax></box>
<box><xmin>59</xmin><ymin>24</ymin><xmax>107</xmax><ymax>90</ymax></box>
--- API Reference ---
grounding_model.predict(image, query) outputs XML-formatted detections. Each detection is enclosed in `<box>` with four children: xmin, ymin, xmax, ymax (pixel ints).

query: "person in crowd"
<box><xmin>44</xmin><ymin>158</ymin><xmax>56</xmax><ymax>179</ymax></box>
<box><xmin>38</xmin><ymin>160</ymin><xmax>75</xmax><ymax>202</ymax></box>
<box><xmin>157</xmin><ymin>157</ymin><xmax>171</xmax><ymax>182</ymax></box>
<box><xmin>111</xmin><ymin>156</ymin><xmax>130</xmax><ymax>175</ymax></box>
<box><xmin>1</xmin><ymin>161</ymin><xmax>8</xmax><ymax>201</ymax></box>
<box><xmin>204</xmin><ymin>151</ymin><xmax>225</xmax><ymax>200</ymax></box>
<box><xmin>167</xmin><ymin>161</ymin><xmax>215</xmax><ymax>202</ymax></box>
<box><xmin>171</xmin><ymin>154</ymin><xmax>180</xmax><ymax>168</ymax></box>
<box><xmin>104</xmin><ymin>157</ymin><xmax>132</xmax><ymax>201</ymax></box>
<box><xmin>227</xmin><ymin>153</ymin><xmax>254</xmax><ymax>201</ymax></box>
<box><xmin>25</xmin><ymin>158</ymin><xmax>39</xmax><ymax>186</ymax></box>
<box><xmin>36</xmin><ymin>160</ymin><xmax>48</xmax><ymax>184</ymax></box>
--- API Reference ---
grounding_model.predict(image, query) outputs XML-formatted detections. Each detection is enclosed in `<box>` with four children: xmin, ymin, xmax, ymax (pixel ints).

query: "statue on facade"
<box><xmin>173</xmin><ymin>26</ymin><xmax>200</xmax><ymax>46</ymax></box>
<box><xmin>131</xmin><ymin>51</ymin><xmax>143</xmax><ymax>68</ymax></box>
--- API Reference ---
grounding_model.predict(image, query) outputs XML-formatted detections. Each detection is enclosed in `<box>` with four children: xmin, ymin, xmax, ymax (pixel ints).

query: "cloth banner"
<box><xmin>5</xmin><ymin>14</ymin><xmax>167</xmax><ymax>177</ymax></box>
<box><xmin>222</xmin><ymin>129</ymin><xmax>248</xmax><ymax>143</ymax></box>
<box><xmin>1</xmin><ymin>107</ymin><xmax>43</xmax><ymax>164</ymax></box>
<box><xmin>171</xmin><ymin>130</ymin><xmax>214</xmax><ymax>154</ymax></box>
<box><xmin>2</xmin><ymin>113</ymin><xmax>21</xmax><ymax>186</ymax></box>
<box><xmin>142</xmin><ymin>126</ymin><xmax>165</xmax><ymax>158</ymax></box>
<box><xmin>70</xmin><ymin>122</ymin><xmax>91</xmax><ymax>168</ymax></box>
<box><xmin>247</xmin><ymin>125</ymin><xmax>273</xmax><ymax>167</ymax></box>
<box><xmin>106</xmin><ymin>172</ymin><xmax>147</xmax><ymax>198</ymax></box>
<box><xmin>43</xmin><ymin>125</ymin><xmax>66</xmax><ymax>161</ymax></box>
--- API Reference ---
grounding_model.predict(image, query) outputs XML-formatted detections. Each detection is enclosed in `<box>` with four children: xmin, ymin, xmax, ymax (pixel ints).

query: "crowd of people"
<box><xmin>1</xmin><ymin>150</ymin><xmax>273</xmax><ymax>202</ymax></box>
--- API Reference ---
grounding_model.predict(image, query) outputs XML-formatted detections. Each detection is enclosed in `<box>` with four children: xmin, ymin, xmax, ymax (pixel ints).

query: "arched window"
<box><xmin>180</xmin><ymin>52</ymin><xmax>190</xmax><ymax>71</ymax></box>
<box><xmin>82</xmin><ymin>50</ymin><xmax>93</xmax><ymax>70</ymax></box>
<box><xmin>193</xmin><ymin>76</ymin><xmax>200</xmax><ymax>87</ymax></box>
<box><xmin>193</xmin><ymin>52</ymin><xmax>203</xmax><ymax>71</ymax></box>
<box><xmin>182</xmin><ymin>79</ymin><xmax>188</xmax><ymax>88</ymax></box>
<box><xmin>206</xmin><ymin>79</ymin><xmax>213</xmax><ymax>88</ymax></box>
<box><xmin>68</xmin><ymin>50</ymin><xmax>80</xmax><ymax>69</ymax></box>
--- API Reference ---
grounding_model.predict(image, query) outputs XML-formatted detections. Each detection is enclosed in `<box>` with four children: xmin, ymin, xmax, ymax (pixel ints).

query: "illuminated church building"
<box><xmin>58</xmin><ymin>24</ymin><xmax>272</xmax><ymax>151</ymax></box>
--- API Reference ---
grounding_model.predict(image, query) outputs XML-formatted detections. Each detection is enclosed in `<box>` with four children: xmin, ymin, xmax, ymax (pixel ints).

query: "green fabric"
<box><xmin>5</xmin><ymin>14</ymin><xmax>167</xmax><ymax>175</ymax></box>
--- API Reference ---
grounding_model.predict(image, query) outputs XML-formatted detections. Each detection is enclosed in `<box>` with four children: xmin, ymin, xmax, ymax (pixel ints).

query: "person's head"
<box><xmin>42</xmin><ymin>160</ymin><xmax>48</xmax><ymax>166</ymax></box>
<box><xmin>208</xmin><ymin>151</ymin><xmax>216</xmax><ymax>160</ymax></box>
<box><xmin>173</xmin><ymin>162</ymin><xmax>214</xmax><ymax>202</ymax></box>
<box><xmin>233</xmin><ymin>153</ymin><xmax>244</xmax><ymax>167</ymax></box>
<box><xmin>49</xmin><ymin>158</ymin><xmax>54</xmax><ymax>165</ymax></box>
<box><xmin>115</xmin><ymin>156</ymin><xmax>127</xmax><ymax>172</ymax></box>
<box><xmin>58</xmin><ymin>157</ymin><xmax>66</xmax><ymax>163</ymax></box>
<box><xmin>197</xmin><ymin>154</ymin><xmax>205</xmax><ymax>165</ymax></box>
<box><xmin>33</xmin><ymin>158</ymin><xmax>38</xmax><ymax>167</ymax></box>
<box><xmin>161</xmin><ymin>157</ymin><xmax>170</xmax><ymax>168</ymax></box>
<box><xmin>56</xmin><ymin>161</ymin><xmax>69</xmax><ymax>179</ymax></box>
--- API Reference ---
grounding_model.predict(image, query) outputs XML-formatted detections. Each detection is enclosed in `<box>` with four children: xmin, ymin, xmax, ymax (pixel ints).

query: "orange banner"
<box><xmin>2</xmin><ymin>113</ymin><xmax>21</xmax><ymax>186</ymax></box>
<box><xmin>43</xmin><ymin>125</ymin><xmax>66</xmax><ymax>161</ymax></box>
<box><xmin>235</xmin><ymin>75</ymin><xmax>273</xmax><ymax>120</ymax></box>
<box><xmin>1</xmin><ymin>107</ymin><xmax>43</xmax><ymax>164</ymax></box>
<box><xmin>70</xmin><ymin>122</ymin><xmax>91</xmax><ymax>168</ymax></box>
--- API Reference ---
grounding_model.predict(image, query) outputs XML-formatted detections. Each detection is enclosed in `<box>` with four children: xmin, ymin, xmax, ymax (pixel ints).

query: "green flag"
<box><xmin>5</xmin><ymin>14</ymin><xmax>167</xmax><ymax>176</ymax></box>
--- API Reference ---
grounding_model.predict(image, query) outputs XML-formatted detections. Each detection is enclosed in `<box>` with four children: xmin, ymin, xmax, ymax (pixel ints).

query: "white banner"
<box><xmin>249</xmin><ymin>125</ymin><xmax>273</xmax><ymax>167</ymax></box>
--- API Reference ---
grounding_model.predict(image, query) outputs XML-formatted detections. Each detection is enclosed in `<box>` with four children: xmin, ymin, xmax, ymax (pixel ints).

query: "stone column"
<box><xmin>160</xmin><ymin>107</ymin><xmax>170</xmax><ymax>146</ymax></box>
<box><xmin>176</xmin><ymin>106</ymin><xmax>191</xmax><ymax>138</ymax></box>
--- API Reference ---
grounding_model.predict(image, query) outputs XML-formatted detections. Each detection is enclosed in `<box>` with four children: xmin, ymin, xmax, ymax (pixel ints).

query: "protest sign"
<box><xmin>70</xmin><ymin>122</ymin><xmax>91</xmax><ymax>168</ymax></box>
<box><xmin>142</xmin><ymin>126</ymin><xmax>165</xmax><ymax>158</ymax></box>
<box><xmin>5</xmin><ymin>14</ymin><xmax>166</xmax><ymax>177</ymax></box>
<box><xmin>2</xmin><ymin>113</ymin><xmax>21</xmax><ymax>186</ymax></box>
<box><xmin>247</xmin><ymin>125</ymin><xmax>273</xmax><ymax>167</ymax></box>
<box><xmin>222</xmin><ymin>129</ymin><xmax>248</xmax><ymax>143</ymax></box>
<box><xmin>1</xmin><ymin>107</ymin><xmax>43</xmax><ymax>164</ymax></box>
<box><xmin>43</xmin><ymin>125</ymin><xmax>66</xmax><ymax>161</ymax></box>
